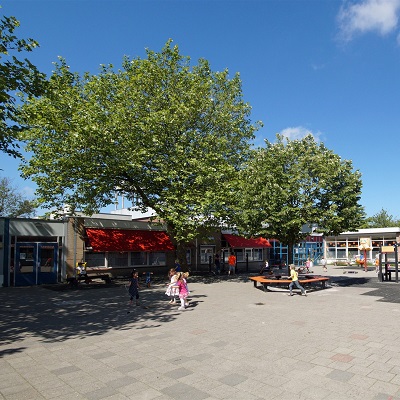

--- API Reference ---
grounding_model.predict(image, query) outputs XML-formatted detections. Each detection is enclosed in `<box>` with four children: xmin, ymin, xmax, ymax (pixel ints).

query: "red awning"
<box><xmin>223</xmin><ymin>234</ymin><xmax>271</xmax><ymax>248</ymax></box>
<box><xmin>86</xmin><ymin>228</ymin><xmax>175</xmax><ymax>252</ymax></box>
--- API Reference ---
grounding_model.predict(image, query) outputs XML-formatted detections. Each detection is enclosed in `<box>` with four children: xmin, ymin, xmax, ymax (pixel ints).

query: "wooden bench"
<box><xmin>67</xmin><ymin>274</ymin><xmax>112</xmax><ymax>287</ymax></box>
<box><xmin>249</xmin><ymin>275</ymin><xmax>329</xmax><ymax>292</ymax></box>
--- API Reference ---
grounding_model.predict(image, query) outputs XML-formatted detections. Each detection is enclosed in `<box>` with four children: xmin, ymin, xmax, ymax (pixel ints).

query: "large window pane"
<box><xmin>200</xmin><ymin>247</ymin><xmax>214</xmax><ymax>264</ymax></box>
<box><xmin>337</xmin><ymin>249</ymin><xmax>346</xmax><ymax>259</ymax></box>
<box><xmin>149</xmin><ymin>252</ymin><xmax>166</xmax><ymax>266</ymax></box>
<box><xmin>85</xmin><ymin>252</ymin><xmax>106</xmax><ymax>267</ymax></box>
<box><xmin>235</xmin><ymin>249</ymin><xmax>244</xmax><ymax>262</ymax></box>
<box><xmin>131</xmin><ymin>252</ymin><xmax>146</xmax><ymax>266</ymax></box>
<box><xmin>109</xmin><ymin>252</ymin><xmax>128</xmax><ymax>267</ymax></box>
<box><xmin>253</xmin><ymin>249</ymin><xmax>263</xmax><ymax>261</ymax></box>
<box><xmin>327</xmin><ymin>249</ymin><xmax>335</xmax><ymax>258</ymax></box>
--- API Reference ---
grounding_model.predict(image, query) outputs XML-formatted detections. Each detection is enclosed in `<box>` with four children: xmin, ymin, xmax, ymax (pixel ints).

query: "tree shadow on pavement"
<box><xmin>0</xmin><ymin>281</ymin><xmax>204</xmax><ymax>353</ymax></box>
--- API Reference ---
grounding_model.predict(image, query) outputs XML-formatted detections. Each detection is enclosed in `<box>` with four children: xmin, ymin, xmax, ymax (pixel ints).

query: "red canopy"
<box><xmin>86</xmin><ymin>228</ymin><xmax>175</xmax><ymax>252</ymax></box>
<box><xmin>223</xmin><ymin>234</ymin><xmax>271</xmax><ymax>248</ymax></box>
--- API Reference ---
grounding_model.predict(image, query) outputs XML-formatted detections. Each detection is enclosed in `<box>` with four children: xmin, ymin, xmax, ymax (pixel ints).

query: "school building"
<box><xmin>1</xmin><ymin>213</ymin><xmax>399</xmax><ymax>287</ymax></box>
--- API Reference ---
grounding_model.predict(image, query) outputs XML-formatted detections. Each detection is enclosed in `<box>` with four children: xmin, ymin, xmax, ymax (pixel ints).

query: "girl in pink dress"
<box><xmin>174</xmin><ymin>272</ymin><xmax>189</xmax><ymax>311</ymax></box>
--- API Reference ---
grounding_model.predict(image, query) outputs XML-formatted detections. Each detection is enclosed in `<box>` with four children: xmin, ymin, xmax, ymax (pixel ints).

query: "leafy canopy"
<box><xmin>0</xmin><ymin>176</ymin><xmax>36</xmax><ymax>217</ymax></box>
<box><xmin>19</xmin><ymin>40</ymin><xmax>260</xmax><ymax>242</ymax></box>
<box><xmin>234</xmin><ymin>134</ymin><xmax>364</xmax><ymax>254</ymax></box>
<box><xmin>363</xmin><ymin>208</ymin><xmax>399</xmax><ymax>228</ymax></box>
<box><xmin>0</xmin><ymin>10</ymin><xmax>45</xmax><ymax>157</ymax></box>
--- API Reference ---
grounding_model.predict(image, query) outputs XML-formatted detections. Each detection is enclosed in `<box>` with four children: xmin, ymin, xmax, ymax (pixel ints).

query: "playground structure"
<box><xmin>357</xmin><ymin>237</ymin><xmax>371</xmax><ymax>272</ymax></box>
<box><xmin>378</xmin><ymin>244</ymin><xmax>399</xmax><ymax>283</ymax></box>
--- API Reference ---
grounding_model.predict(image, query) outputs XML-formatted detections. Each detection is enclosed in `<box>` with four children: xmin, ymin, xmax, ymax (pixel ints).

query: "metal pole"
<box><xmin>395</xmin><ymin>245</ymin><xmax>399</xmax><ymax>283</ymax></box>
<box><xmin>195</xmin><ymin>238</ymin><xmax>198</xmax><ymax>272</ymax></box>
<box><xmin>73</xmin><ymin>217</ymin><xmax>77</xmax><ymax>278</ymax></box>
<box><xmin>2</xmin><ymin>218</ymin><xmax>10</xmax><ymax>287</ymax></box>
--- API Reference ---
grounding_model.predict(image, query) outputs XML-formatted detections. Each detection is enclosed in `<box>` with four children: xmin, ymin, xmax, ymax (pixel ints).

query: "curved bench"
<box><xmin>249</xmin><ymin>275</ymin><xmax>329</xmax><ymax>292</ymax></box>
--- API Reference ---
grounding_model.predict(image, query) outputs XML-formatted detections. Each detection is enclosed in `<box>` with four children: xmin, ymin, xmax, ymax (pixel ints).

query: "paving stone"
<box><xmin>164</xmin><ymin>367</ymin><xmax>193</xmax><ymax>379</ymax></box>
<box><xmin>83</xmin><ymin>386</ymin><xmax>118</xmax><ymax>400</ymax></box>
<box><xmin>2</xmin><ymin>274</ymin><xmax>400</xmax><ymax>400</ymax></box>
<box><xmin>326</xmin><ymin>369</ymin><xmax>355</xmax><ymax>382</ymax></box>
<box><xmin>218</xmin><ymin>373</ymin><xmax>247</xmax><ymax>386</ymax></box>
<box><xmin>161</xmin><ymin>383</ymin><xmax>209</xmax><ymax>400</ymax></box>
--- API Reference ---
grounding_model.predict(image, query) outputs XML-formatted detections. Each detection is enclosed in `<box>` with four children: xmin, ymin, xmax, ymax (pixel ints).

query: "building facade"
<box><xmin>324</xmin><ymin>228</ymin><xmax>400</xmax><ymax>264</ymax></box>
<box><xmin>2</xmin><ymin>214</ymin><xmax>399</xmax><ymax>287</ymax></box>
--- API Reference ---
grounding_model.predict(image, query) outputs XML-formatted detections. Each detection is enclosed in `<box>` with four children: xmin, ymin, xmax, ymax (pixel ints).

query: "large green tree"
<box><xmin>363</xmin><ymin>208</ymin><xmax>399</xmax><ymax>228</ymax></box>
<box><xmin>19</xmin><ymin>41</ymin><xmax>260</xmax><ymax>258</ymax></box>
<box><xmin>0</xmin><ymin>176</ymin><xmax>36</xmax><ymax>217</ymax></box>
<box><xmin>234</xmin><ymin>134</ymin><xmax>364</xmax><ymax>265</ymax></box>
<box><xmin>0</xmin><ymin>11</ymin><xmax>45</xmax><ymax>157</ymax></box>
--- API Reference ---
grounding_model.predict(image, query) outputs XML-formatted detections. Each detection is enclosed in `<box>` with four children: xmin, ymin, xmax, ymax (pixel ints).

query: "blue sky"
<box><xmin>1</xmin><ymin>0</ymin><xmax>400</xmax><ymax>218</ymax></box>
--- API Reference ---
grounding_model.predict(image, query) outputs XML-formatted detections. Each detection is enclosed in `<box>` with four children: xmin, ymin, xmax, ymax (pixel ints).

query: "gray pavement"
<box><xmin>1</xmin><ymin>265</ymin><xmax>400</xmax><ymax>400</ymax></box>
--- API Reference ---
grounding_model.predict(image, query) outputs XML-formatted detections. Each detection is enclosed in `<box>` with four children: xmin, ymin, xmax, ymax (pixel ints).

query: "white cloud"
<box><xmin>279</xmin><ymin>126</ymin><xmax>322</xmax><ymax>143</ymax></box>
<box><xmin>337</xmin><ymin>0</ymin><xmax>400</xmax><ymax>41</ymax></box>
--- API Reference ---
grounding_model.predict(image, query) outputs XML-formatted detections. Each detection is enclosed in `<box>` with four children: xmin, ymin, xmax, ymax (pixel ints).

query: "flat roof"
<box><xmin>340</xmin><ymin>227</ymin><xmax>400</xmax><ymax>235</ymax></box>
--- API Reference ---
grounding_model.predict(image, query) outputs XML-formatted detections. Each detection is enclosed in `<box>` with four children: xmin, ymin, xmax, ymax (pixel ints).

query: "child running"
<box><xmin>128</xmin><ymin>269</ymin><xmax>140</xmax><ymax>306</ymax></box>
<box><xmin>182</xmin><ymin>272</ymin><xmax>190</xmax><ymax>307</ymax></box>
<box><xmin>165</xmin><ymin>268</ymin><xmax>179</xmax><ymax>304</ymax></box>
<box><xmin>288</xmin><ymin>264</ymin><xmax>307</xmax><ymax>297</ymax></box>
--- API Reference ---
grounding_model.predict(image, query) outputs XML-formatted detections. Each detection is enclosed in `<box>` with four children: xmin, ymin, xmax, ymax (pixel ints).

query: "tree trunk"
<box><xmin>175</xmin><ymin>241</ymin><xmax>189</xmax><ymax>272</ymax></box>
<box><xmin>287</xmin><ymin>243</ymin><xmax>294</xmax><ymax>275</ymax></box>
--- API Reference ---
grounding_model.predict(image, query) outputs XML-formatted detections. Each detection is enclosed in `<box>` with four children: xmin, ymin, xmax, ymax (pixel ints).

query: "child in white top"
<box><xmin>165</xmin><ymin>268</ymin><xmax>179</xmax><ymax>304</ymax></box>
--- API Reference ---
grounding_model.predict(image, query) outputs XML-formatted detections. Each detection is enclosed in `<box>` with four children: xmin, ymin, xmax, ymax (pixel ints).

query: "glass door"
<box><xmin>14</xmin><ymin>243</ymin><xmax>58</xmax><ymax>286</ymax></box>
<box><xmin>38</xmin><ymin>243</ymin><xmax>58</xmax><ymax>284</ymax></box>
<box><xmin>15</xmin><ymin>243</ymin><xmax>37</xmax><ymax>286</ymax></box>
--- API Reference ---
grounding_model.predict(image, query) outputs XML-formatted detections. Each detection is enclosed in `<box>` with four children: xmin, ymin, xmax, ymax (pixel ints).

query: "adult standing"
<box><xmin>214</xmin><ymin>253</ymin><xmax>221</xmax><ymax>275</ymax></box>
<box><xmin>228</xmin><ymin>253</ymin><xmax>236</xmax><ymax>275</ymax></box>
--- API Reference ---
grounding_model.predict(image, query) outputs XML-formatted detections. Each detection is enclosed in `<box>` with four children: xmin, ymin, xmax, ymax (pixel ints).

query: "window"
<box><xmin>85</xmin><ymin>252</ymin><xmax>106</xmax><ymax>267</ymax></box>
<box><xmin>149</xmin><ymin>252</ymin><xmax>166</xmax><ymax>266</ymax></box>
<box><xmin>245</xmin><ymin>248</ymin><xmax>263</xmax><ymax>261</ymax></box>
<box><xmin>337</xmin><ymin>249</ymin><xmax>346</xmax><ymax>259</ymax></box>
<box><xmin>200</xmin><ymin>247</ymin><xmax>214</xmax><ymax>263</ymax></box>
<box><xmin>131</xmin><ymin>252</ymin><xmax>146</xmax><ymax>266</ymax></box>
<box><xmin>235</xmin><ymin>249</ymin><xmax>244</xmax><ymax>262</ymax></box>
<box><xmin>253</xmin><ymin>248</ymin><xmax>263</xmax><ymax>261</ymax></box>
<box><xmin>186</xmin><ymin>249</ymin><xmax>192</xmax><ymax>265</ymax></box>
<box><xmin>109</xmin><ymin>252</ymin><xmax>128</xmax><ymax>267</ymax></box>
<box><xmin>326</xmin><ymin>248</ymin><xmax>335</xmax><ymax>259</ymax></box>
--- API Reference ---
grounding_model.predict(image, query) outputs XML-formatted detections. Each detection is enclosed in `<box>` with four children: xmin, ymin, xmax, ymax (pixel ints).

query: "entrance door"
<box><xmin>15</xmin><ymin>243</ymin><xmax>37</xmax><ymax>286</ymax></box>
<box><xmin>37</xmin><ymin>243</ymin><xmax>58</xmax><ymax>284</ymax></box>
<box><xmin>15</xmin><ymin>243</ymin><xmax>58</xmax><ymax>286</ymax></box>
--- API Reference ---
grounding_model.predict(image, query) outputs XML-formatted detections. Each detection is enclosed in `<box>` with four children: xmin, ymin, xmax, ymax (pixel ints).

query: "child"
<box><xmin>182</xmin><ymin>272</ymin><xmax>190</xmax><ymax>307</ymax></box>
<box><xmin>128</xmin><ymin>269</ymin><xmax>140</xmax><ymax>306</ymax></box>
<box><xmin>288</xmin><ymin>264</ymin><xmax>307</xmax><ymax>296</ymax></box>
<box><xmin>165</xmin><ymin>268</ymin><xmax>179</xmax><ymax>304</ymax></box>
<box><xmin>321</xmin><ymin>256</ymin><xmax>327</xmax><ymax>272</ymax></box>
<box><xmin>143</xmin><ymin>271</ymin><xmax>153</xmax><ymax>288</ymax></box>
<box><xmin>173</xmin><ymin>272</ymin><xmax>189</xmax><ymax>310</ymax></box>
